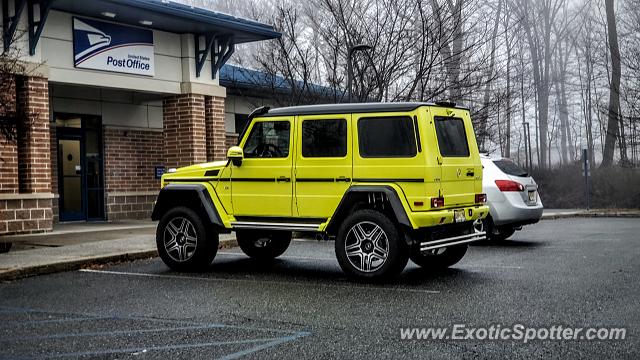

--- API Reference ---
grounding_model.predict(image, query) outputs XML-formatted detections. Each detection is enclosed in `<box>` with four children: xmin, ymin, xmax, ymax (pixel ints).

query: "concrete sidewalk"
<box><xmin>1</xmin><ymin>209</ymin><xmax>638</xmax><ymax>281</ymax></box>
<box><xmin>542</xmin><ymin>208</ymin><xmax>640</xmax><ymax>219</ymax></box>
<box><xmin>0</xmin><ymin>222</ymin><xmax>236</xmax><ymax>281</ymax></box>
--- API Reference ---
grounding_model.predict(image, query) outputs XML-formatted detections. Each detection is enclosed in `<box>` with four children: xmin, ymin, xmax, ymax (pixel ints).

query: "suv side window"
<box><xmin>302</xmin><ymin>119</ymin><xmax>347</xmax><ymax>158</ymax></box>
<box><xmin>358</xmin><ymin>116</ymin><xmax>417</xmax><ymax>158</ymax></box>
<box><xmin>243</xmin><ymin>121</ymin><xmax>291</xmax><ymax>158</ymax></box>
<box><xmin>434</xmin><ymin>117</ymin><xmax>470</xmax><ymax>157</ymax></box>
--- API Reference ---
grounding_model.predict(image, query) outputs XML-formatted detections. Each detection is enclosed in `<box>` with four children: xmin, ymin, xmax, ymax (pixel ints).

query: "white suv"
<box><xmin>481</xmin><ymin>155</ymin><xmax>543</xmax><ymax>240</ymax></box>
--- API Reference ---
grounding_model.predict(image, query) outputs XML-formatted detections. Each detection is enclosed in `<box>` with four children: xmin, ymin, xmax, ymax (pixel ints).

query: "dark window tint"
<box><xmin>434</xmin><ymin>117</ymin><xmax>470</xmax><ymax>157</ymax></box>
<box><xmin>244</xmin><ymin>121</ymin><xmax>290</xmax><ymax>158</ymax></box>
<box><xmin>235</xmin><ymin>114</ymin><xmax>249</xmax><ymax>136</ymax></box>
<box><xmin>358</xmin><ymin>116</ymin><xmax>417</xmax><ymax>158</ymax></box>
<box><xmin>302</xmin><ymin>119</ymin><xmax>347</xmax><ymax>158</ymax></box>
<box><xmin>493</xmin><ymin>159</ymin><xmax>528</xmax><ymax>177</ymax></box>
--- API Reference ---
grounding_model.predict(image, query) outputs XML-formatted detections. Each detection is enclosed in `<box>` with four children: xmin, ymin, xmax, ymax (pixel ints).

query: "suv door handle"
<box><xmin>466</xmin><ymin>171</ymin><xmax>474</xmax><ymax>177</ymax></box>
<box><xmin>277</xmin><ymin>176</ymin><xmax>291</xmax><ymax>182</ymax></box>
<box><xmin>335</xmin><ymin>176</ymin><xmax>351</xmax><ymax>182</ymax></box>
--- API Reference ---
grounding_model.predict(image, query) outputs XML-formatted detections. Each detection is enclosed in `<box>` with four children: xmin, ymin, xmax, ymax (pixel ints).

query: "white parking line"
<box><xmin>78</xmin><ymin>269</ymin><xmax>440</xmax><ymax>294</ymax></box>
<box><xmin>218</xmin><ymin>252</ymin><xmax>334</xmax><ymax>262</ymax></box>
<box><xmin>218</xmin><ymin>252</ymin><xmax>524</xmax><ymax>269</ymax></box>
<box><xmin>460</xmin><ymin>265</ymin><xmax>523</xmax><ymax>269</ymax></box>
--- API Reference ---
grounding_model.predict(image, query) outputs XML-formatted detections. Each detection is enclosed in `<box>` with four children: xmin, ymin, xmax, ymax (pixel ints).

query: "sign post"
<box><xmin>582</xmin><ymin>148</ymin><xmax>591</xmax><ymax>210</ymax></box>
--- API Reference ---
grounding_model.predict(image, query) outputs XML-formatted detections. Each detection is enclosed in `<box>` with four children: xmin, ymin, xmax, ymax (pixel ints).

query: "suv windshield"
<box><xmin>493</xmin><ymin>159</ymin><xmax>528</xmax><ymax>177</ymax></box>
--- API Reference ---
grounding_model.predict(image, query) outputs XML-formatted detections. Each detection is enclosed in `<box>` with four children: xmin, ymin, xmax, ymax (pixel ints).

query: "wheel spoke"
<box><xmin>178</xmin><ymin>218</ymin><xmax>189</xmax><ymax>233</ymax></box>
<box><xmin>185</xmin><ymin>235</ymin><xmax>197</xmax><ymax>246</ymax></box>
<box><xmin>368</xmin><ymin>225</ymin><xmax>383</xmax><ymax>242</ymax></box>
<box><xmin>345</xmin><ymin>242</ymin><xmax>360</xmax><ymax>253</ymax></box>
<box><xmin>361</xmin><ymin>254</ymin><xmax>372</xmax><ymax>272</ymax></box>
<box><xmin>175</xmin><ymin>245</ymin><xmax>185</xmax><ymax>261</ymax></box>
<box><xmin>346</xmin><ymin>246</ymin><xmax>362</xmax><ymax>257</ymax></box>
<box><xmin>167</xmin><ymin>221</ymin><xmax>179</xmax><ymax>237</ymax></box>
<box><xmin>352</xmin><ymin>223</ymin><xmax>367</xmax><ymax>242</ymax></box>
<box><xmin>165</xmin><ymin>241</ymin><xmax>179</xmax><ymax>253</ymax></box>
<box><xmin>372</xmin><ymin>243</ymin><xmax>388</xmax><ymax>259</ymax></box>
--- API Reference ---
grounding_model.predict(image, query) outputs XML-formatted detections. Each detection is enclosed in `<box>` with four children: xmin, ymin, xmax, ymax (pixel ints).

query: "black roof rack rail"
<box><xmin>434</xmin><ymin>101</ymin><xmax>457</xmax><ymax>108</ymax></box>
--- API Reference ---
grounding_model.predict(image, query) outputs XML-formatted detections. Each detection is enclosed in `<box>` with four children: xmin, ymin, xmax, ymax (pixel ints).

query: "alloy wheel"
<box><xmin>163</xmin><ymin>217</ymin><xmax>198</xmax><ymax>262</ymax></box>
<box><xmin>345</xmin><ymin>221</ymin><xmax>389</xmax><ymax>272</ymax></box>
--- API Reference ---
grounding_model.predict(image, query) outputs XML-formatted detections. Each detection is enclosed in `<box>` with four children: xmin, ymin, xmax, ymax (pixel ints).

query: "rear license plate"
<box><xmin>454</xmin><ymin>209</ymin><xmax>466</xmax><ymax>223</ymax></box>
<box><xmin>528</xmin><ymin>191</ymin><xmax>536</xmax><ymax>202</ymax></box>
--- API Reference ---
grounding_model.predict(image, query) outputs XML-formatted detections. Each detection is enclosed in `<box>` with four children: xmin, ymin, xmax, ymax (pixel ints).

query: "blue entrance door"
<box><xmin>58</xmin><ymin>131</ymin><xmax>85</xmax><ymax>221</ymax></box>
<box><xmin>56</xmin><ymin>114</ymin><xmax>105</xmax><ymax>222</ymax></box>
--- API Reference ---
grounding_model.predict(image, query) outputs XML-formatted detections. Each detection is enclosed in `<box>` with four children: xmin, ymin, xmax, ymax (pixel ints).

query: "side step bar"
<box><xmin>420</xmin><ymin>230</ymin><xmax>486</xmax><ymax>252</ymax></box>
<box><xmin>231</xmin><ymin>221</ymin><xmax>321</xmax><ymax>232</ymax></box>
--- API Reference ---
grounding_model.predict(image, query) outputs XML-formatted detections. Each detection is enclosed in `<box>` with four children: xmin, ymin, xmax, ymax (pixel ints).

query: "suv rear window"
<box><xmin>358</xmin><ymin>116</ymin><xmax>417</xmax><ymax>158</ymax></box>
<box><xmin>302</xmin><ymin>119</ymin><xmax>347</xmax><ymax>157</ymax></box>
<box><xmin>434</xmin><ymin>117</ymin><xmax>470</xmax><ymax>157</ymax></box>
<box><xmin>493</xmin><ymin>159</ymin><xmax>528</xmax><ymax>177</ymax></box>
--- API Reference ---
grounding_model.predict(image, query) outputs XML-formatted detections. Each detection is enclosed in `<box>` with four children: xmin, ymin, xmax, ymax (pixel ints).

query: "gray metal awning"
<box><xmin>2</xmin><ymin>0</ymin><xmax>280</xmax><ymax>78</ymax></box>
<box><xmin>50</xmin><ymin>0</ymin><xmax>281</xmax><ymax>44</ymax></box>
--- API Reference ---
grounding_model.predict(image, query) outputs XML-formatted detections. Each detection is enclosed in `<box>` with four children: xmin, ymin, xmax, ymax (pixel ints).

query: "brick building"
<box><xmin>0</xmin><ymin>0</ymin><xmax>280</xmax><ymax>235</ymax></box>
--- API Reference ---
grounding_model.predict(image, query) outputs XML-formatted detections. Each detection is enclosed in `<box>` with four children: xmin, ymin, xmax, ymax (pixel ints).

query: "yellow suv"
<box><xmin>152</xmin><ymin>102</ymin><xmax>489</xmax><ymax>280</ymax></box>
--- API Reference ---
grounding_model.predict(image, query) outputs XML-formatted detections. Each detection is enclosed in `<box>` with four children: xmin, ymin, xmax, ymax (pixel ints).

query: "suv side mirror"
<box><xmin>227</xmin><ymin>146</ymin><xmax>244</xmax><ymax>166</ymax></box>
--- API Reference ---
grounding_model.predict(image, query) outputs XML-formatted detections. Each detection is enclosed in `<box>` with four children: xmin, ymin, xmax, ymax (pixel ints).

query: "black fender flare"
<box><xmin>151</xmin><ymin>184</ymin><xmax>223</xmax><ymax>228</ymax></box>
<box><xmin>325</xmin><ymin>185</ymin><xmax>412</xmax><ymax>236</ymax></box>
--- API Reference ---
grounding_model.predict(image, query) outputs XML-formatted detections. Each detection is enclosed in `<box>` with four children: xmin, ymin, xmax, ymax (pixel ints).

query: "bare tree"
<box><xmin>553</xmin><ymin>35</ymin><xmax>574</xmax><ymax>165</ymax></box>
<box><xmin>601</xmin><ymin>0</ymin><xmax>622</xmax><ymax>167</ymax></box>
<box><xmin>514</xmin><ymin>0</ymin><xmax>566</xmax><ymax>169</ymax></box>
<box><xmin>477</xmin><ymin>0</ymin><xmax>503</xmax><ymax>149</ymax></box>
<box><xmin>0</xmin><ymin>32</ymin><xmax>37</xmax><ymax>163</ymax></box>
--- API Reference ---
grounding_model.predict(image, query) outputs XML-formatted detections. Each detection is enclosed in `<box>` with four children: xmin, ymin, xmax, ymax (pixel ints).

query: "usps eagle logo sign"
<box><xmin>73</xmin><ymin>17</ymin><xmax>154</xmax><ymax>76</ymax></box>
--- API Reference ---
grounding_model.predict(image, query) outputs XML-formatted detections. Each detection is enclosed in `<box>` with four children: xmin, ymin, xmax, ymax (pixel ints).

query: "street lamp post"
<box><xmin>347</xmin><ymin>44</ymin><xmax>372</xmax><ymax>103</ymax></box>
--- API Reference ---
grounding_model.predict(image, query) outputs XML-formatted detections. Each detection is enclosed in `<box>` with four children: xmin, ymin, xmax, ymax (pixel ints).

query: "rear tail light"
<box><xmin>495</xmin><ymin>180</ymin><xmax>525</xmax><ymax>192</ymax></box>
<box><xmin>431</xmin><ymin>197</ymin><xmax>445</xmax><ymax>208</ymax></box>
<box><xmin>475</xmin><ymin>193</ymin><xmax>487</xmax><ymax>203</ymax></box>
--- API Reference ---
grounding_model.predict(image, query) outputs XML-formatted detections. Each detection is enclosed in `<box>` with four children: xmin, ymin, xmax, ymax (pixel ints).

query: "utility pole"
<box><xmin>582</xmin><ymin>148</ymin><xmax>591</xmax><ymax>210</ymax></box>
<box><xmin>523</xmin><ymin>124</ymin><xmax>529</xmax><ymax>170</ymax></box>
<box><xmin>524</xmin><ymin>122</ymin><xmax>533</xmax><ymax>171</ymax></box>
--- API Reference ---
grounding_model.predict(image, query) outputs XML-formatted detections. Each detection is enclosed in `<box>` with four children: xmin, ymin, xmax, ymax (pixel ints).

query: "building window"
<box><xmin>302</xmin><ymin>119</ymin><xmax>347</xmax><ymax>158</ymax></box>
<box><xmin>357</xmin><ymin>116</ymin><xmax>417</xmax><ymax>158</ymax></box>
<box><xmin>434</xmin><ymin>117</ymin><xmax>470</xmax><ymax>157</ymax></box>
<box><xmin>244</xmin><ymin>121</ymin><xmax>290</xmax><ymax>158</ymax></box>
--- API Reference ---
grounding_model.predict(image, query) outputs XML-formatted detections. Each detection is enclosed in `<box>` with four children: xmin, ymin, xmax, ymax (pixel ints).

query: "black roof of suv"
<box><xmin>266</xmin><ymin>102</ymin><xmax>469</xmax><ymax>116</ymax></box>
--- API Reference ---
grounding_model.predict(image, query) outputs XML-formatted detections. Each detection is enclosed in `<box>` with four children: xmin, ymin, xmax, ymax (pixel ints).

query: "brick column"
<box><xmin>162</xmin><ymin>94</ymin><xmax>207</xmax><ymax>169</ymax></box>
<box><xmin>225</xmin><ymin>133</ymin><xmax>239</xmax><ymax>149</ymax></box>
<box><xmin>1</xmin><ymin>75</ymin><xmax>53</xmax><ymax>235</ymax></box>
<box><xmin>204</xmin><ymin>96</ymin><xmax>227</xmax><ymax>161</ymax></box>
<box><xmin>16</xmin><ymin>76</ymin><xmax>51</xmax><ymax>194</ymax></box>
<box><xmin>0</xmin><ymin>137</ymin><xmax>18</xmax><ymax>194</ymax></box>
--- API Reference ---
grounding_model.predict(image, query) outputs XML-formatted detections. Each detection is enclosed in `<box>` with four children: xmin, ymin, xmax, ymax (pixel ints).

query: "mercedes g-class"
<box><xmin>152</xmin><ymin>102</ymin><xmax>489</xmax><ymax>280</ymax></box>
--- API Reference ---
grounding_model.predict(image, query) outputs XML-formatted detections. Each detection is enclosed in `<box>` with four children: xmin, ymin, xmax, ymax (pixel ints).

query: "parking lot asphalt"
<box><xmin>0</xmin><ymin>217</ymin><xmax>638</xmax><ymax>359</ymax></box>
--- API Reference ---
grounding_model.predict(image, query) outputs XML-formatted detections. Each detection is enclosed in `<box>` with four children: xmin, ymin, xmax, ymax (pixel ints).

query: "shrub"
<box><xmin>531</xmin><ymin>166</ymin><xmax>640</xmax><ymax>209</ymax></box>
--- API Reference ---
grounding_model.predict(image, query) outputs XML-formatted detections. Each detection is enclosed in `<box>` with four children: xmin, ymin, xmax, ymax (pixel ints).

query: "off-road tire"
<box><xmin>410</xmin><ymin>244</ymin><xmax>468</xmax><ymax>269</ymax></box>
<box><xmin>484</xmin><ymin>216</ymin><xmax>516</xmax><ymax>241</ymax></box>
<box><xmin>490</xmin><ymin>227</ymin><xmax>516</xmax><ymax>241</ymax></box>
<box><xmin>156</xmin><ymin>206</ymin><xmax>218</xmax><ymax>271</ymax></box>
<box><xmin>335</xmin><ymin>209</ymin><xmax>409</xmax><ymax>281</ymax></box>
<box><xmin>237</xmin><ymin>230</ymin><xmax>292</xmax><ymax>260</ymax></box>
